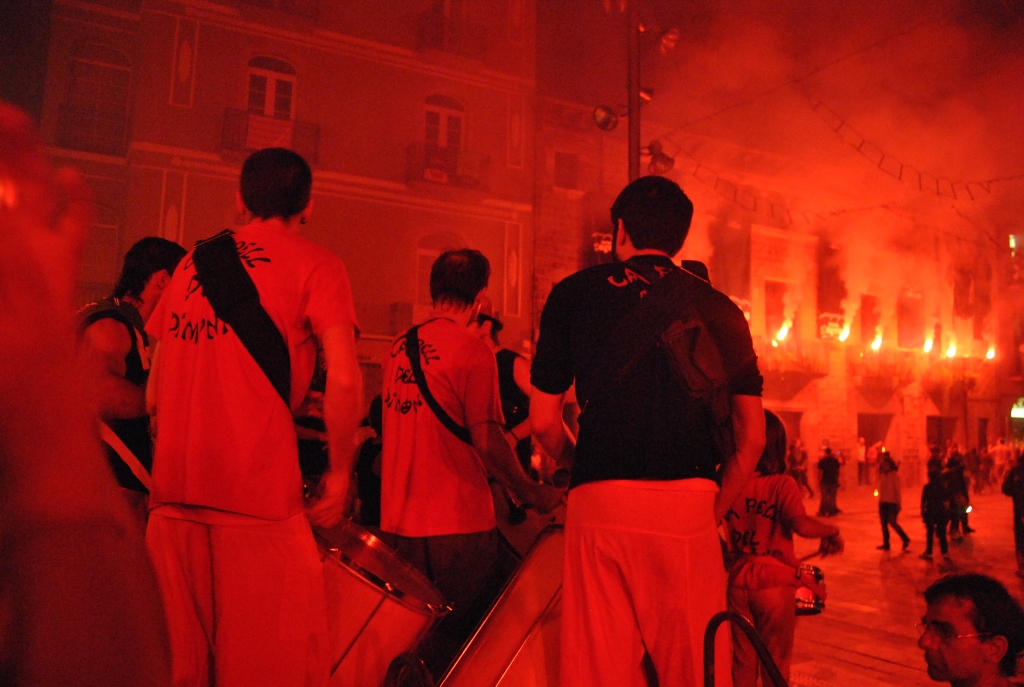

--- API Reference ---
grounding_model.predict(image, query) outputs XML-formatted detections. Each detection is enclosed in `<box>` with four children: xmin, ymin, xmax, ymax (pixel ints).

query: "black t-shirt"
<box><xmin>496</xmin><ymin>348</ymin><xmax>533</xmax><ymax>472</ymax></box>
<box><xmin>531</xmin><ymin>254</ymin><xmax>763</xmax><ymax>489</ymax></box>
<box><xmin>818</xmin><ymin>455</ymin><xmax>840</xmax><ymax>486</ymax></box>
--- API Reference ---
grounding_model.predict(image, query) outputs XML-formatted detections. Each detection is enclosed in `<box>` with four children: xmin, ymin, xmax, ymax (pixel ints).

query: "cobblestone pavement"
<box><xmin>787</xmin><ymin>481</ymin><xmax>1023</xmax><ymax>687</ymax></box>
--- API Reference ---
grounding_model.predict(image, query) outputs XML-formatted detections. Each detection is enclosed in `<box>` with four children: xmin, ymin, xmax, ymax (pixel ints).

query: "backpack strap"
<box><xmin>192</xmin><ymin>230</ymin><xmax>291</xmax><ymax>408</ymax></box>
<box><xmin>405</xmin><ymin>325</ymin><xmax>473</xmax><ymax>445</ymax></box>
<box><xmin>582</xmin><ymin>262</ymin><xmax>708</xmax><ymax>412</ymax></box>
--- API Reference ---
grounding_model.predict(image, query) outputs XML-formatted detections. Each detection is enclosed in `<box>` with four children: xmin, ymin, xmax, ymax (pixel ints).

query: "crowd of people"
<box><xmin>2</xmin><ymin>101</ymin><xmax>1024</xmax><ymax>687</ymax></box>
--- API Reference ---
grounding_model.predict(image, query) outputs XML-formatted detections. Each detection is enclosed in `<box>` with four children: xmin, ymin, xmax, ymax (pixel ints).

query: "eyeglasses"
<box><xmin>916</xmin><ymin>621</ymin><xmax>991</xmax><ymax>643</ymax></box>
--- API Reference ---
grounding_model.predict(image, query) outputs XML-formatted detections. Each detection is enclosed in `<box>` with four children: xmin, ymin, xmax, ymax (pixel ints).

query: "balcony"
<box><xmin>847</xmin><ymin>347</ymin><xmax>918</xmax><ymax>408</ymax></box>
<box><xmin>56</xmin><ymin>105</ymin><xmax>128</xmax><ymax>157</ymax></box>
<box><xmin>406</xmin><ymin>143</ymin><xmax>490</xmax><ymax>191</ymax></box>
<box><xmin>417</xmin><ymin>10</ymin><xmax>489</xmax><ymax>61</ymax></box>
<box><xmin>754</xmin><ymin>337</ymin><xmax>830</xmax><ymax>401</ymax></box>
<box><xmin>221</xmin><ymin>109</ymin><xmax>319</xmax><ymax>164</ymax></box>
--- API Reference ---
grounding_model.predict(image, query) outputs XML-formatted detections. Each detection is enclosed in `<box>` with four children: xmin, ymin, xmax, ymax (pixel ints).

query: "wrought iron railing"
<box><xmin>406</xmin><ymin>143</ymin><xmax>490</xmax><ymax>191</ymax></box>
<box><xmin>221</xmin><ymin>108</ymin><xmax>319</xmax><ymax>164</ymax></box>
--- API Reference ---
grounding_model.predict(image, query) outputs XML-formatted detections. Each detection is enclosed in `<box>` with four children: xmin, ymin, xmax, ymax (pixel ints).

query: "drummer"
<box><xmin>379</xmin><ymin>248</ymin><xmax>563</xmax><ymax>677</ymax></box>
<box><xmin>722</xmin><ymin>410</ymin><xmax>843</xmax><ymax>686</ymax></box>
<box><xmin>145</xmin><ymin>148</ymin><xmax>363</xmax><ymax>686</ymax></box>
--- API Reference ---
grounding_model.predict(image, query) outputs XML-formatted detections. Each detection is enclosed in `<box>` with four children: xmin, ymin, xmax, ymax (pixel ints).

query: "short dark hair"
<box><xmin>429</xmin><ymin>249</ymin><xmax>490</xmax><ymax>308</ymax></box>
<box><xmin>610</xmin><ymin>176</ymin><xmax>694</xmax><ymax>255</ymax></box>
<box><xmin>756</xmin><ymin>410</ymin><xmax>787</xmax><ymax>475</ymax></box>
<box><xmin>924</xmin><ymin>574</ymin><xmax>1024</xmax><ymax>676</ymax></box>
<box><xmin>113</xmin><ymin>237</ymin><xmax>187</xmax><ymax>299</ymax></box>
<box><xmin>240</xmin><ymin>148</ymin><xmax>312</xmax><ymax>220</ymax></box>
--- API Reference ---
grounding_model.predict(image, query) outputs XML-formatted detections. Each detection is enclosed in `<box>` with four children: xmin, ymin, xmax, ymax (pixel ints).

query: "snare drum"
<box><xmin>441</xmin><ymin>525</ymin><xmax>565</xmax><ymax>687</ymax></box>
<box><xmin>315</xmin><ymin>521</ymin><xmax>448</xmax><ymax>687</ymax></box>
<box><xmin>795</xmin><ymin>564</ymin><xmax>825</xmax><ymax>616</ymax></box>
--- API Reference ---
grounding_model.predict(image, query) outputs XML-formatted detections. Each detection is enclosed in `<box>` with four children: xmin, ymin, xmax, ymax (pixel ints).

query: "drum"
<box><xmin>441</xmin><ymin>525</ymin><xmax>565</xmax><ymax>687</ymax></box>
<box><xmin>315</xmin><ymin>521</ymin><xmax>448</xmax><ymax>687</ymax></box>
<box><xmin>795</xmin><ymin>564</ymin><xmax>825</xmax><ymax>616</ymax></box>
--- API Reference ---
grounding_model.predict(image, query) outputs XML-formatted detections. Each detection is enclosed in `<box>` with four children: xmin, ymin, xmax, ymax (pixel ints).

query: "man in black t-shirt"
<box><xmin>531</xmin><ymin>176</ymin><xmax>766</xmax><ymax>687</ymax></box>
<box><xmin>817</xmin><ymin>448</ymin><xmax>841</xmax><ymax>516</ymax></box>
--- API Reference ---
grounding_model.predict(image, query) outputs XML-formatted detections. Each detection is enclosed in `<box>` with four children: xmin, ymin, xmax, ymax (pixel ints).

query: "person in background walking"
<box><xmin>946</xmin><ymin>452</ymin><xmax>974</xmax><ymax>539</ymax></box>
<box><xmin>876</xmin><ymin>453</ymin><xmax>910</xmax><ymax>551</ymax></box>
<box><xmin>817</xmin><ymin>447</ymin><xmax>841</xmax><ymax>516</ymax></box>
<box><xmin>920</xmin><ymin>465</ymin><xmax>951</xmax><ymax>561</ymax></box>
<box><xmin>787</xmin><ymin>438</ymin><xmax>813</xmax><ymax>498</ymax></box>
<box><xmin>1002</xmin><ymin>456</ymin><xmax>1024</xmax><ymax>579</ymax></box>
<box><xmin>856</xmin><ymin>437</ymin><xmax>868</xmax><ymax>486</ymax></box>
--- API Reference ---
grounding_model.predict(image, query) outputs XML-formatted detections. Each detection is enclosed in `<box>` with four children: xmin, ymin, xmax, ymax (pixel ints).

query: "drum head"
<box><xmin>315</xmin><ymin>520</ymin><xmax>446</xmax><ymax>615</ymax></box>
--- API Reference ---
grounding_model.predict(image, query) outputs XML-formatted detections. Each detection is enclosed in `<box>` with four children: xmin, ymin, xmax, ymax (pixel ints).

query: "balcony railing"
<box><xmin>56</xmin><ymin>105</ymin><xmax>128</xmax><ymax>157</ymax></box>
<box><xmin>846</xmin><ymin>347</ymin><xmax>918</xmax><ymax>386</ymax></box>
<box><xmin>753</xmin><ymin>336</ymin><xmax>830</xmax><ymax>378</ymax></box>
<box><xmin>221</xmin><ymin>109</ymin><xmax>319</xmax><ymax>164</ymax></box>
<box><xmin>417</xmin><ymin>11</ymin><xmax>489</xmax><ymax>60</ymax></box>
<box><xmin>406</xmin><ymin>143</ymin><xmax>490</xmax><ymax>191</ymax></box>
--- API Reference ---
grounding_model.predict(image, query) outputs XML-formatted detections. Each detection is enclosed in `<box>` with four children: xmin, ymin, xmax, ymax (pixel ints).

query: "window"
<box><xmin>247</xmin><ymin>57</ymin><xmax>296</xmax><ymax>120</ymax></box>
<box><xmin>860</xmin><ymin>294</ymin><xmax>880</xmax><ymax>344</ymax></box>
<box><xmin>897</xmin><ymin>288</ymin><xmax>925</xmax><ymax>349</ymax></box>
<box><xmin>58</xmin><ymin>43</ymin><xmax>131</xmax><ymax>155</ymax></box>
<box><xmin>425</xmin><ymin>95</ymin><xmax>463</xmax><ymax>150</ymax></box>
<box><xmin>764</xmin><ymin>280</ymin><xmax>787</xmax><ymax>339</ymax></box>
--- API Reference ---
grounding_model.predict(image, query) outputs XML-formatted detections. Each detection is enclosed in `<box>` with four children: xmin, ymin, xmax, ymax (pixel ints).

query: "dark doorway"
<box><xmin>927</xmin><ymin>416</ymin><xmax>958</xmax><ymax>447</ymax></box>
<box><xmin>977</xmin><ymin>418</ymin><xmax>989</xmax><ymax>450</ymax></box>
<box><xmin>857</xmin><ymin>413</ymin><xmax>893</xmax><ymax>447</ymax></box>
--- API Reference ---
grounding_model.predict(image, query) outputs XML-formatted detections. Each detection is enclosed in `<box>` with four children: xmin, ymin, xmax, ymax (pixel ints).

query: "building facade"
<box><xmin>40</xmin><ymin>0</ymin><xmax>536</xmax><ymax>406</ymax></box>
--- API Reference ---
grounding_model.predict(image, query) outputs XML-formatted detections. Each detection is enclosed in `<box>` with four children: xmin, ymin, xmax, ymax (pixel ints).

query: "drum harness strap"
<box><xmin>191</xmin><ymin>230</ymin><xmax>291</xmax><ymax>408</ymax></box>
<box><xmin>404</xmin><ymin>324</ymin><xmax>472</xmax><ymax>445</ymax></box>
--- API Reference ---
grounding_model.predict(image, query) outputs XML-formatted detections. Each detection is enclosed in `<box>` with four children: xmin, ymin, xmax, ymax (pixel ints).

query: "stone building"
<box><xmin>12</xmin><ymin>0</ymin><xmax>1023</xmax><ymax>481</ymax></box>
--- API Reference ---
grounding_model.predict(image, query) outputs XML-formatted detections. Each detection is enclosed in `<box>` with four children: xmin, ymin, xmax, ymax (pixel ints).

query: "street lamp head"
<box><xmin>593</xmin><ymin>105</ymin><xmax>619</xmax><ymax>132</ymax></box>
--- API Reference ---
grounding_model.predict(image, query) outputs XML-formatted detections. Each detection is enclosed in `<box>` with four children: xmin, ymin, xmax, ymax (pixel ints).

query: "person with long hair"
<box><xmin>723</xmin><ymin>411</ymin><xmax>844</xmax><ymax>686</ymax></box>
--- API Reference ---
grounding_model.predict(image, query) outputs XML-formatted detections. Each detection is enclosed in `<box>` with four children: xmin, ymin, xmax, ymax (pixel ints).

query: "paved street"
<box><xmin>788</xmin><ymin>480</ymin><xmax>1022</xmax><ymax>687</ymax></box>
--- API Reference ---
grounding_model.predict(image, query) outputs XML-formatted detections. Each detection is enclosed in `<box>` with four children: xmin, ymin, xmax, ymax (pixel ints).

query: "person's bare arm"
<box><xmin>80</xmin><ymin>318</ymin><xmax>146</xmax><ymax>421</ymax></box>
<box><xmin>306</xmin><ymin>323</ymin><xmax>362</xmax><ymax>528</ymax></box>
<box><xmin>791</xmin><ymin>514</ymin><xmax>840</xmax><ymax>539</ymax></box>
<box><xmin>714</xmin><ymin>395</ymin><xmax>766</xmax><ymax>522</ymax></box>
<box><xmin>470</xmin><ymin>421</ymin><xmax>563</xmax><ymax>513</ymax></box>
<box><xmin>530</xmin><ymin>388</ymin><xmax>575</xmax><ymax>469</ymax></box>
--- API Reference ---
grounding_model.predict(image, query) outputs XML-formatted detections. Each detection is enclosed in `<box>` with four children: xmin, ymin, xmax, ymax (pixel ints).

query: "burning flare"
<box><xmin>838</xmin><ymin>323</ymin><xmax>851</xmax><ymax>342</ymax></box>
<box><xmin>923</xmin><ymin>338</ymin><xmax>933</xmax><ymax>353</ymax></box>
<box><xmin>986</xmin><ymin>345</ymin><xmax>996</xmax><ymax>360</ymax></box>
<box><xmin>870</xmin><ymin>327</ymin><xmax>882</xmax><ymax>352</ymax></box>
<box><xmin>946</xmin><ymin>342</ymin><xmax>957</xmax><ymax>358</ymax></box>
<box><xmin>776</xmin><ymin>319</ymin><xmax>792</xmax><ymax>342</ymax></box>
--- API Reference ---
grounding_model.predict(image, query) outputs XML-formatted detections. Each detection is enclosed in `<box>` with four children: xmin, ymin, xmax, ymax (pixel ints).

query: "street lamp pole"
<box><xmin>626</xmin><ymin>0</ymin><xmax>641</xmax><ymax>181</ymax></box>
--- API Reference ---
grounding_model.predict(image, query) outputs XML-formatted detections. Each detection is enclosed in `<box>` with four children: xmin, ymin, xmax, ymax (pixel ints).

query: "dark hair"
<box><xmin>924</xmin><ymin>574</ymin><xmax>1024</xmax><ymax>676</ymax></box>
<box><xmin>610</xmin><ymin>176</ymin><xmax>694</xmax><ymax>255</ymax></box>
<box><xmin>112</xmin><ymin>237</ymin><xmax>187</xmax><ymax>299</ymax></box>
<box><xmin>880</xmin><ymin>453</ymin><xmax>897</xmax><ymax>472</ymax></box>
<box><xmin>756</xmin><ymin>410</ymin><xmax>788</xmax><ymax>475</ymax></box>
<box><xmin>477</xmin><ymin>313</ymin><xmax>504</xmax><ymax>343</ymax></box>
<box><xmin>429</xmin><ymin>249</ymin><xmax>490</xmax><ymax>308</ymax></box>
<box><xmin>240</xmin><ymin>148</ymin><xmax>312</xmax><ymax>220</ymax></box>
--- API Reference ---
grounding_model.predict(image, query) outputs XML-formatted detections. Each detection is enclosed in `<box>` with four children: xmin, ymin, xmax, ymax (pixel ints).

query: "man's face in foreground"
<box><xmin>918</xmin><ymin>595</ymin><xmax>1000</xmax><ymax>684</ymax></box>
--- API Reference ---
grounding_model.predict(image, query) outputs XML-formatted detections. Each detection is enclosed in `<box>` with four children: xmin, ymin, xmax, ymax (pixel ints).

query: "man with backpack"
<box><xmin>531</xmin><ymin>176</ymin><xmax>766</xmax><ymax>687</ymax></box>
